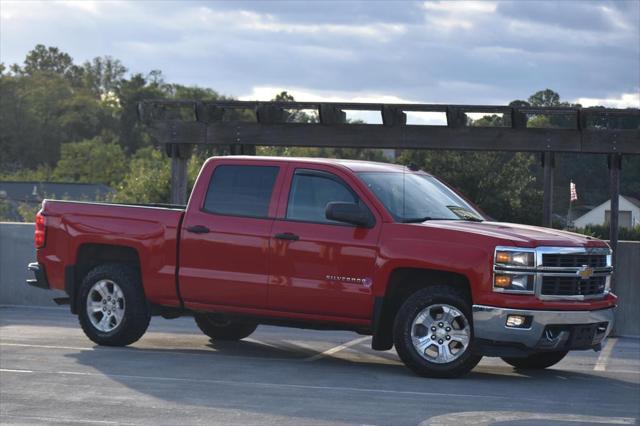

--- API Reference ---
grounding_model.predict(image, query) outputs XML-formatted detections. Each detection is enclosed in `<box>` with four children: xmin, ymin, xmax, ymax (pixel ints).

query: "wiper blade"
<box><xmin>400</xmin><ymin>217</ymin><xmax>459</xmax><ymax>223</ymax></box>
<box><xmin>402</xmin><ymin>216</ymin><xmax>433</xmax><ymax>223</ymax></box>
<box><xmin>463</xmin><ymin>216</ymin><xmax>483</xmax><ymax>222</ymax></box>
<box><xmin>446</xmin><ymin>205</ymin><xmax>483</xmax><ymax>222</ymax></box>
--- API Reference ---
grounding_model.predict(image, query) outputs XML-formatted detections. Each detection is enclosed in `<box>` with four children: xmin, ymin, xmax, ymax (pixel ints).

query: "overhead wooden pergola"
<box><xmin>139</xmin><ymin>100</ymin><xmax>639</xmax><ymax>273</ymax></box>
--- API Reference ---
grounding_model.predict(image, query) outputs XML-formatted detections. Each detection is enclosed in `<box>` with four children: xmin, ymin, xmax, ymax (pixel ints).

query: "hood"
<box><xmin>417</xmin><ymin>220</ymin><xmax>607</xmax><ymax>248</ymax></box>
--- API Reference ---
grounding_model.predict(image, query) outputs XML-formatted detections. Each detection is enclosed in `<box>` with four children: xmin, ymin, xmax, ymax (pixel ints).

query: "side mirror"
<box><xmin>325</xmin><ymin>202</ymin><xmax>374</xmax><ymax>228</ymax></box>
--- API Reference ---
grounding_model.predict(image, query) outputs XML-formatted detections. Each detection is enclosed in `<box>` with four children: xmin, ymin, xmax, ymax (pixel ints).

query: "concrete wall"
<box><xmin>0</xmin><ymin>222</ymin><xmax>638</xmax><ymax>336</ymax></box>
<box><xmin>612</xmin><ymin>241</ymin><xmax>640</xmax><ymax>337</ymax></box>
<box><xmin>0</xmin><ymin>223</ymin><xmax>66</xmax><ymax>307</ymax></box>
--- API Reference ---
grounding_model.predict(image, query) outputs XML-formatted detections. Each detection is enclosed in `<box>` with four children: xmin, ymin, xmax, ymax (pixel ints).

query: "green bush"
<box><xmin>53</xmin><ymin>134</ymin><xmax>127</xmax><ymax>186</ymax></box>
<box><xmin>573</xmin><ymin>224</ymin><xmax>640</xmax><ymax>241</ymax></box>
<box><xmin>110</xmin><ymin>147</ymin><xmax>205</xmax><ymax>204</ymax></box>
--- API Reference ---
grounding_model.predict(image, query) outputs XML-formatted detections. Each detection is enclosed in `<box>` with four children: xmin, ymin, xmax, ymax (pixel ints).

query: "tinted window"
<box><xmin>204</xmin><ymin>165</ymin><xmax>279</xmax><ymax>218</ymax></box>
<box><xmin>287</xmin><ymin>171</ymin><xmax>357</xmax><ymax>223</ymax></box>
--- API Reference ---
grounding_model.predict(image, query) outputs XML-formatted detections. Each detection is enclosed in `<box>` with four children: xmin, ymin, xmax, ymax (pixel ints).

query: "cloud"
<box><xmin>576</xmin><ymin>92</ymin><xmax>640</xmax><ymax>109</ymax></box>
<box><xmin>421</xmin><ymin>1</ymin><xmax>497</xmax><ymax>31</ymax></box>
<box><xmin>0</xmin><ymin>0</ymin><xmax>638</xmax><ymax>109</ymax></box>
<box><xmin>240</xmin><ymin>86</ymin><xmax>450</xmax><ymax>125</ymax></box>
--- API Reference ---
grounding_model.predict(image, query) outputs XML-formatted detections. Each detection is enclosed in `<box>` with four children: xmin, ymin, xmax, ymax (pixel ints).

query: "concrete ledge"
<box><xmin>0</xmin><ymin>223</ymin><xmax>66</xmax><ymax>307</ymax></box>
<box><xmin>613</xmin><ymin>241</ymin><xmax>640</xmax><ymax>337</ymax></box>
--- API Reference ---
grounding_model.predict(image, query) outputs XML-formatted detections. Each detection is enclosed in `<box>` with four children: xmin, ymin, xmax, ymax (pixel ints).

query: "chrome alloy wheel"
<box><xmin>86</xmin><ymin>279</ymin><xmax>125</xmax><ymax>333</ymax></box>
<box><xmin>410</xmin><ymin>304</ymin><xmax>471</xmax><ymax>364</ymax></box>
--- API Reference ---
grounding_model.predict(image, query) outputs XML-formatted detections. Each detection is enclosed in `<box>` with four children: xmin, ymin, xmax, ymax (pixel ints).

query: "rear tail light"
<box><xmin>35</xmin><ymin>210</ymin><xmax>46</xmax><ymax>248</ymax></box>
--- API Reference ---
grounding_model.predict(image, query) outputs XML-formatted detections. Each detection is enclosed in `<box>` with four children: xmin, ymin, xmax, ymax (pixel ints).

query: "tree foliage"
<box><xmin>53</xmin><ymin>134</ymin><xmax>128</xmax><ymax>186</ymax></box>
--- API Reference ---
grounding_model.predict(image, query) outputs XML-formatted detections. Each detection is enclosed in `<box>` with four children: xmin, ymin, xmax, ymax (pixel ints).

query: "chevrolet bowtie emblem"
<box><xmin>577</xmin><ymin>265</ymin><xmax>594</xmax><ymax>280</ymax></box>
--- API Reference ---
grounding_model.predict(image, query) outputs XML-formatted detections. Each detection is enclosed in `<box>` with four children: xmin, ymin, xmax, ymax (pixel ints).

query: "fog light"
<box><xmin>506</xmin><ymin>315</ymin><xmax>527</xmax><ymax>328</ymax></box>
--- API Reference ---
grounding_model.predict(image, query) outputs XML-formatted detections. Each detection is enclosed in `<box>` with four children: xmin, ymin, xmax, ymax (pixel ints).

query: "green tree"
<box><xmin>0</xmin><ymin>46</ymin><xmax>115</xmax><ymax>170</ymax></box>
<box><xmin>111</xmin><ymin>147</ymin><xmax>204</xmax><ymax>204</ymax></box>
<box><xmin>111</xmin><ymin>147</ymin><xmax>171</xmax><ymax>203</ymax></box>
<box><xmin>115</xmin><ymin>73</ymin><xmax>168</xmax><ymax>154</ymax></box>
<box><xmin>52</xmin><ymin>134</ymin><xmax>128</xmax><ymax>186</ymax></box>
<box><xmin>83</xmin><ymin>56</ymin><xmax>127</xmax><ymax>98</ymax></box>
<box><xmin>21</xmin><ymin>44</ymin><xmax>83</xmax><ymax>83</ymax></box>
<box><xmin>528</xmin><ymin>89</ymin><xmax>563</xmax><ymax>107</ymax></box>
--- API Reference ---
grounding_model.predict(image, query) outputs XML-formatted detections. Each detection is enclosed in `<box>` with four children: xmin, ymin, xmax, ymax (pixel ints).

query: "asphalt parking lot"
<box><xmin>1</xmin><ymin>306</ymin><xmax>638</xmax><ymax>426</ymax></box>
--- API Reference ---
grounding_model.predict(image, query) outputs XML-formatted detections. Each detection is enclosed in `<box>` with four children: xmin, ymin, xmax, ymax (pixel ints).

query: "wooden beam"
<box><xmin>148</xmin><ymin>122</ymin><xmax>640</xmax><ymax>154</ymax></box>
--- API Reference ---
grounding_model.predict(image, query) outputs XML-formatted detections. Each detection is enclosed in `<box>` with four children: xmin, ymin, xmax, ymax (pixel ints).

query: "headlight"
<box><xmin>493</xmin><ymin>273</ymin><xmax>535</xmax><ymax>293</ymax></box>
<box><xmin>495</xmin><ymin>250</ymin><xmax>534</xmax><ymax>267</ymax></box>
<box><xmin>494</xmin><ymin>247</ymin><xmax>536</xmax><ymax>294</ymax></box>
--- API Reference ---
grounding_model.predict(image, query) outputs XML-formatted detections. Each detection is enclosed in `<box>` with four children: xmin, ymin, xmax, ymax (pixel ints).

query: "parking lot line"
<box><xmin>0</xmin><ymin>368</ymin><xmax>33</xmax><ymax>373</ymax></box>
<box><xmin>1</xmin><ymin>342</ymin><xmax>94</xmax><ymax>351</ymax></box>
<box><xmin>420</xmin><ymin>411</ymin><xmax>637</xmax><ymax>425</ymax></box>
<box><xmin>594</xmin><ymin>338</ymin><xmax>616</xmax><ymax>371</ymax></box>
<box><xmin>0</xmin><ymin>414</ymin><xmax>142</xmax><ymax>425</ymax></box>
<box><xmin>304</xmin><ymin>336</ymin><xmax>371</xmax><ymax>362</ymax></box>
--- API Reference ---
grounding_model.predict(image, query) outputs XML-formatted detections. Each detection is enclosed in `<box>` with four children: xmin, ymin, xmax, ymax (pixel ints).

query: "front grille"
<box><xmin>542</xmin><ymin>254</ymin><xmax>607</xmax><ymax>268</ymax></box>
<box><xmin>541</xmin><ymin>276</ymin><xmax>606</xmax><ymax>296</ymax></box>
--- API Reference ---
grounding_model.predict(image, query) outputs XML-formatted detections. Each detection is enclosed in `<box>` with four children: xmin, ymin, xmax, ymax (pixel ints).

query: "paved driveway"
<box><xmin>1</xmin><ymin>306</ymin><xmax>638</xmax><ymax>425</ymax></box>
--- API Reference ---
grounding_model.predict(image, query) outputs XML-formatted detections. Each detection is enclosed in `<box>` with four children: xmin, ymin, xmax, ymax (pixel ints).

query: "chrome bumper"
<box><xmin>473</xmin><ymin>305</ymin><xmax>615</xmax><ymax>350</ymax></box>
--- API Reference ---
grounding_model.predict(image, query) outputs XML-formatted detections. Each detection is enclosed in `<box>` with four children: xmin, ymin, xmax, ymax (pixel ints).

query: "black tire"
<box><xmin>393</xmin><ymin>285</ymin><xmax>482</xmax><ymax>378</ymax></box>
<box><xmin>78</xmin><ymin>264</ymin><xmax>150</xmax><ymax>346</ymax></box>
<box><xmin>502</xmin><ymin>351</ymin><xmax>568</xmax><ymax>370</ymax></box>
<box><xmin>194</xmin><ymin>313</ymin><xmax>257</xmax><ymax>341</ymax></box>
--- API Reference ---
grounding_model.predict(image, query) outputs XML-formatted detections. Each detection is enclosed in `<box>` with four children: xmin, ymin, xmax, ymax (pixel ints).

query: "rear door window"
<box><xmin>203</xmin><ymin>165</ymin><xmax>279</xmax><ymax>218</ymax></box>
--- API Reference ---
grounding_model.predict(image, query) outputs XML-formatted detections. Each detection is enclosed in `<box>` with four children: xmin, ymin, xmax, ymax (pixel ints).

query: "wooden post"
<box><xmin>229</xmin><ymin>144</ymin><xmax>255</xmax><ymax>155</ymax></box>
<box><xmin>608</xmin><ymin>153</ymin><xmax>621</xmax><ymax>290</ymax></box>
<box><xmin>167</xmin><ymin>144</ymin><xmax>192</xmax><ymax>205</ymax></box>
<box><xmin>542</xmin><ymin>152</ymin><xmax>555</xmax><ymax>228</ymax></box>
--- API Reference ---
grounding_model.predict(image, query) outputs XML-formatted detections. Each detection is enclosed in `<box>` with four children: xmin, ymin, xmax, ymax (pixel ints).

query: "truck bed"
<box><xmin>38</xmin><ymin>200</ymin><xmax>185</xmax><ymax>307</ymax></box>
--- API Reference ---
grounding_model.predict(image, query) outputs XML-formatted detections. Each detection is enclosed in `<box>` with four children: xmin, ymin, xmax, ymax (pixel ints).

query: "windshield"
<box><xmin>357</xmin><ymin>172</ymin><xmax>483</xmax><ymax>223</ymax></box>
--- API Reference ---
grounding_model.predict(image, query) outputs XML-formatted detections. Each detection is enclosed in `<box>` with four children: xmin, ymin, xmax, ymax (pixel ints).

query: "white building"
<box><xmin>573</xmin><ymin>195</ymin><xmax>640</xmax><ymax>228</ymax></box>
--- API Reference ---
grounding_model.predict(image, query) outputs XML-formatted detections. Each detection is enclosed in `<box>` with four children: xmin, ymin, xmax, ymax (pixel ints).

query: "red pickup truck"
<box><xmin>28</xmin><ymin>156</ymin><xmax>615</xmax><ymax>377</ymax></box>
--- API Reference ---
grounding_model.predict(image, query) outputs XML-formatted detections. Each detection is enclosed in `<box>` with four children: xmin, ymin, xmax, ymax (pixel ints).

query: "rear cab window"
<box><xmin>203</xmin><ymin>165</ymin><xmax>279</xmax><ymax>218</ymax></box>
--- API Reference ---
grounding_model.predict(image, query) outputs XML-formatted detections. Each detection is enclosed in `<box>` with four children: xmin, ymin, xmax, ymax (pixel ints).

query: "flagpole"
<box><xmin>567</xmin><ymin>180</ymin><xmax>575</xmax><ymax>229</ymax></box>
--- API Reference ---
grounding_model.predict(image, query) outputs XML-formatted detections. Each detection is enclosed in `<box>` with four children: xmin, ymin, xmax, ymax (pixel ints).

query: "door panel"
<box><xmin>179</xmin><ymin>164</ymin><xmax>282</xmax><ymax>309</ymax></box>
<box><xmin>268</xmin><ymin>168</ymin><xmax>380</xmax><ymax>319</ymax></box>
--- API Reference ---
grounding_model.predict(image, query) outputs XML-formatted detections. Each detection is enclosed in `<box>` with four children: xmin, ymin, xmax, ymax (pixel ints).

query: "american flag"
<box><xmin>570</xmin><ymin>181</ymin><xmax>577</xmax><ymax>202</ymax></box>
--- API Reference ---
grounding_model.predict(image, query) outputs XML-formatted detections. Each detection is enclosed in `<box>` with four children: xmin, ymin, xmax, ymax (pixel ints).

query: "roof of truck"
<box><xmin>212</xmin><ymin>156</ymin><xmax>408</xmax><ymax>173</ymax></box>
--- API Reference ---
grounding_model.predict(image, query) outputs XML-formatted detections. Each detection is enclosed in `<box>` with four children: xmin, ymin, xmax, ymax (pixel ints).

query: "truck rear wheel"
<box><xmin>194</xmin><ymin>313</ymin><xmax>257</xmax><ymax>341</ymax></box>
<box><xmin>78</xmin><ymin>264</ymin><xmax>150</xmax><ymax>346</ymax></box>
<box><xmin>393</xmin><ymin>286</ymin><xmax>481</xmax><ymax>378</ymax></box>
<box><xmin>502</xmin><ymin>351</ymin><xmax>568</xmax><ymax>370</ymax></box>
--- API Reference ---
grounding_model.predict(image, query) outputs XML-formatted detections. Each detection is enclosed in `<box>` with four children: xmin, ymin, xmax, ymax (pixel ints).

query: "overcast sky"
<box><xmin>1</xmin><ymin>0</ymin><xmax>639</xmax><ymax>109</ymax></box>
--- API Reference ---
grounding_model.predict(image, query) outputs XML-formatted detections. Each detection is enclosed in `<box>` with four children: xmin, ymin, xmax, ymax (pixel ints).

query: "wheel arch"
<box><xmin>67</xmin><ymin>243</ymin><xmax>142</xmax><ymax>314</ymax></box>
<box><xmin>371</xmin><ymin>267</ymin><xmax>472</xmax><ymax>351</ymax></box>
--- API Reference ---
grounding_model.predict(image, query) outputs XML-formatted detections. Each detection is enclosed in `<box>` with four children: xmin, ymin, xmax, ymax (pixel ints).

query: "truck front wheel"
<box><xmin>502</xmin><ymin>351</ymin><xmax>568</xmax><ymax>370</ymax></box>
<box><xmin>194</xmin><ymin>313</ymin><xmax>258</xmax><ymax>341</ymax></box>
<box><xmin>393</xmin><ymin>286</ymin><xmax>482</xmax><ymax>378</ymax></box>
<box><xmin>78</xmin><ymin>264</ymin><xmax>150</xmax><ymax>346</ymax></box>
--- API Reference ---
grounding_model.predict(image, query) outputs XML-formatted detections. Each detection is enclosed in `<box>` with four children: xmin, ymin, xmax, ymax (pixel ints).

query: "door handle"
<box><xmin>275</xmin><ymin>232</ymin><xmax>299</xmax><ymax>241</ymax></box>
<box><xmin>186</xmin><ymin>225</ymin><xmax>210</xmax><ymax>234</ymax></box>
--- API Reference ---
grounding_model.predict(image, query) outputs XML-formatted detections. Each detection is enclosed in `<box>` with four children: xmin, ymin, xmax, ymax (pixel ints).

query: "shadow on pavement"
<box><xmin>63</xmin><ymin>336</ymin><xmax>640</xmax><ymax>426</ymax></box>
